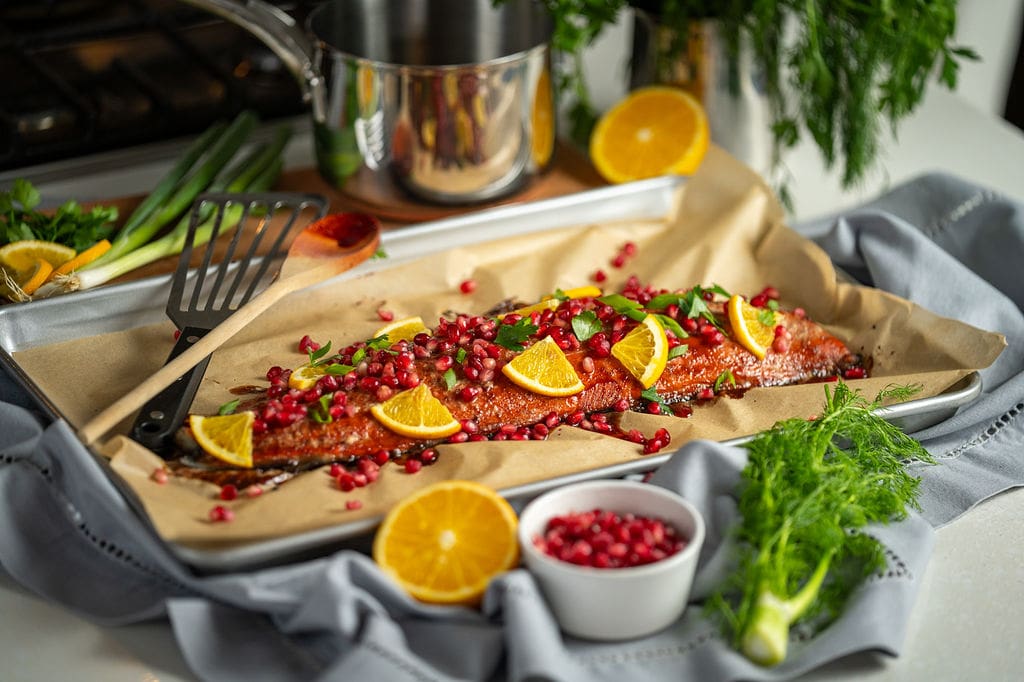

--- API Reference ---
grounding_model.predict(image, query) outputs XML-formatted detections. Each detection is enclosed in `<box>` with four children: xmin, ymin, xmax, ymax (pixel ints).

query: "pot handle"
<box><xmin>178</xmin><ymin>0</ymin><xmax>326</xmax><ymax>120</ymax></box>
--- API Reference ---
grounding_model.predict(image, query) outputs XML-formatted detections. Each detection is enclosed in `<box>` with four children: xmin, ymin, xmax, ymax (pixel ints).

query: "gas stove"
<box><xmin>0</xmin><ymin>0</ymin><xmax>315</xmax><ymax>198</ymax></box>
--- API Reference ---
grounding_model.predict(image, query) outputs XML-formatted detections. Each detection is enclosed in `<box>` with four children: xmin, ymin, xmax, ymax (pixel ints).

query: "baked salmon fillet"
<box><xmin>173</xmin><ymin>279</ymin><xmax>864</xmax><ymax>482</ymax></box>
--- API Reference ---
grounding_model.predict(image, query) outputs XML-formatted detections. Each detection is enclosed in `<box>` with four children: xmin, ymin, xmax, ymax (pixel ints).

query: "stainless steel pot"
<box><xmin>182</xmin><ymin>0</ymin><xmax>556</xmax><ymax>207</ymax></box>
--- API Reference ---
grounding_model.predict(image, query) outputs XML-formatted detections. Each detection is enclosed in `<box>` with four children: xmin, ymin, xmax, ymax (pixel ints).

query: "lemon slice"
<box><xmin>188</xmin><ymin>412</ymin><xmax>255</xmax><ymax>468</ymax></box>
<box><xmin>0</xmin><ymin>240</ymin><xmax>76</xmax><ymax>272</ymax></box>
<box><xmin>288</xmin><ymin>363</ymin><xmax>328</xmax><ymax>390</ymax></box>
<box><xmin>590</xmin><ymin>86</ymin><xmax>710</xmax><ymax>184</ymax></box>
<box><xmin>370</xmin><ymin>383</ymin><xmax>461</xmax><ymax>439</ymax></box>
<box><xmin>611</xmin><ymin>314</ymin><xmax>669</xmax><ymax>388</ymax></box>
<box><xmin>374</xmin><ymin>315</ymin><xmax>428</xmax><ymax>343</ymax></box>
<box><xmin>501</xmin><ymin>335</ymin><xmax>585</xmax><ymax>397</ymax></box>
<box><xmin>727</xmin><ymin>294</ymin><xmax>774</xmax><ymax>360</ymax></box>
<box><xmin>373</xmin><ymin>480</ymin><xmax>520</xmax><ymax>605</ymax></box>
<box><xmin>52</xmin><ymin>239</ymin><xmax>112</xmax><ymax>278</ymax></box>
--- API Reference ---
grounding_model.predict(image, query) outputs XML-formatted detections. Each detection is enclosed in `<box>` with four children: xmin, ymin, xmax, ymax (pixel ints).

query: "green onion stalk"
<box><xmin>708</xmin><ymin>382</ymin><xmax>934</xmax><ymax>666</ymax></box>
<box><xmin>49</xmin><ymin>125</ymin><xmax>290</xmax><ymax>294</ymax></box>
<box><xmin>85</xmin><ymin>110</ymin><xmax>259</xmax><ymax>269</ymax></box>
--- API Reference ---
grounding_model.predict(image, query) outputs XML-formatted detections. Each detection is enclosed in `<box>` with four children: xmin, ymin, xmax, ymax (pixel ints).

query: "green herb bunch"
<box><xmin>1</xmin><ymin>179</ymin><xmax>117</xmax><ymax>251</ymax></box>
<box><xmin>708</xmin><ymin>382</ymin><xmax>934</xmax><ymax>665</ymax></box>
<box><xmin>530</xmin><ymin>0</ymin><xmax>977</xmax><ymax>191</ymax></box>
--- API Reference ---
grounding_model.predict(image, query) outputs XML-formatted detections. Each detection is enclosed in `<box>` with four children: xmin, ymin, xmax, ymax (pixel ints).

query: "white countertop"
<box><xmin>3</xmin><ymin>88</ymin><xmax>1024</xmax><ymax>681</ymax></box>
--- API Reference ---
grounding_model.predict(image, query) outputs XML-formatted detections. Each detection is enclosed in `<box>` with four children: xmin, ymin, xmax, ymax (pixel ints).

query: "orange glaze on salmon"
<box><xmin>175</xmin><ymin>281</ymin><xmax>863</xmax><ymax>477</ymax></box>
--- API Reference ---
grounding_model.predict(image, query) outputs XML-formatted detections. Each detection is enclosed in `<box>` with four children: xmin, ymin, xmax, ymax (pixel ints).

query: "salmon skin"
<box><xmin>175</xmin><ymin>280</ymin><xmax>863</xmax><ymax>478</ymax></box>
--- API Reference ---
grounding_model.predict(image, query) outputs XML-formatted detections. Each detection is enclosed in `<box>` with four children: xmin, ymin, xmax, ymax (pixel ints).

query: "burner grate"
<box><xmin>0</xmin><ymin>0</ymin><xmax>307</xmax><ymax>170</ymax></box>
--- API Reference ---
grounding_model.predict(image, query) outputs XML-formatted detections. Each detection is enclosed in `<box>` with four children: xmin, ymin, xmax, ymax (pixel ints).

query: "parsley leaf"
<box><xmin>758</xmin><ymin>308</ymin><xmax>777</xmax><ymax>328</ymax></box>
<box><xmin>325</xmin><ymin>364</ymin><xmax>355</xmax><ymax>376</ymax></box>
<box><xmin>668</xmin><ymin>344</ymin><xmax>689</xmax><ymax>360</ymax></box>
<box><xmin>571</xmin><ymin>310</ymin><xmax>601</xmax><ymax>341</ymax></box>
<box><xmin>308</xmin><ymin>341</ymin><xmax>333</xmax><ymax>365</ymax></box>
<box><xmin>598</xmin><ymin>294</ymin><xmax>647</xmax><ymax>321</ymax></box>
<box><xmin>640</xmin><ymin>386</ymin><xmax>669</xmax><ymax>411</ymax></box>
<box><xmin>495</xmin><ymin>318</ymin><xmax>538</xmax><ymax>351</ymax></box>
<box><xmin>0</xmin><ymin>179</ymin><xmax>118</xmax><ymax>251</ymax></box>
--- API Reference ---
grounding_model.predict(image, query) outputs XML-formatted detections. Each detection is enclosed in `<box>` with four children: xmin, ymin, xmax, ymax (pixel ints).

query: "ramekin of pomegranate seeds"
<box><xmin>517</xmin><ymin>480</ymin><xmax>705</xmax><ymax>641</ymax></box>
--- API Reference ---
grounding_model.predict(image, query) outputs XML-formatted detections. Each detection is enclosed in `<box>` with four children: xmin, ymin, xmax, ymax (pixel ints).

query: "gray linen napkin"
<box><xmin>1</xmin><ymin>172</ymin><xmax>1022</xmax><ymax>681</ymax></box>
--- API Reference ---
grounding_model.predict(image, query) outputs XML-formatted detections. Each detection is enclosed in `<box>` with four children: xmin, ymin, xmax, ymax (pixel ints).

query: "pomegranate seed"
<box><xmin>544</xmin><ymin>411</ymin><xmax>561</xmax><ymax>428</ymax></box>
<box><xmin>459</xmin><ymin>279</ymin><xmax>477</xmax><ymax>294</ymax></box>
<box><xmin>337</xmin><ymin>473</ymin><xmax>356</xmax><ymax>491</ymax></box>
<box><xmin>646</xmin><ymin>401</ymin><xmax>662</xmax><ymax>415</ymax></box>
<box><xmin>377</xmin><ymin>308</ymin><xmax>394</xmax><ymax>322</ymax></box>
<box><xmin>593</xmin><ymin>269</ymin><xmax>607</xmax><ymax>283</ymax></box>
<box><xmin>760</xmin><ymin>286</ymin><xmax>780</xmax><ymax>300</ymax></box>
<box><xmin>794</xmin><ymin>307</ymin><xmax>807</xmax><ymax>319</ymax></box>
<box><xmin>750</xmin><ymin>293</ymin><xmax>768</xmax><ymax>308</ymax></box>
<box><xmin>565</xmin><ymin>410</ymin><xmax>586</xmax><ymax>426</ymax></box>
<box><xmin>208</xmin><ymin>505</ymin><xmax>234</xmax><ymax>523</ymax></box>
<box><xmin>150</xmin><ymin>468</ymin><xmax>168</xmax><ymax>484</ymax></box>
<box><xmin>622</xmin><ymin>241</ymin><xmax>637</xmax><ymax>256</ymax></box>
<box><xmin>460</xmin><ymin>418</ymin><xmax>479</xmax><ymax>434</ymax></box>
<box><xmin>772</xmin><ymin>337</ymin><xmax>791</xmax><ymax>354</ymax></box>
<box><xmin>245</xmin><ymin>485</ymin><xmax>263</xmax><ymax>498</ymax></box>
<box><xmin>352</xmin><ymin>472</ymin><xmax>368</xmax><ymax>487</ymax></box>
<box><xmin>345</xmin><ymin>500</ymin><xmax>364</xmax><ymax>511</ymax></box>
<box><xmin>697</xmin><ymin>388</ymin><xmax>715</xmax><ymax>400</ymax></box>
<box><xmin>298</xmin><ymin>335</ymin><xmax>320</xmax><ymax>353</ymax></box>
<box><xmin>373</xmin><ymin>449</ymin><xmax>391</xmax><ymax>465</ymax></box>
<box><xmin>404</xmin><ymin>459</ymin><xmax>423</xmax><ymax>474</ymax></box>
<box><xmin>459</xmin><ymin>385</ymin><xmax>481</xmax><ymax>402</ymax></box>
<box><xmin>448</xmin><ymin>431</ymin><xmax>470</xmax><ymax>443</ymax></box>
<box><xmin>219</xmin><ymin>484</ymin><xmax>238</xmax><ymax>501</ymax></box>
<box><xmin>611</xmin><ymin>253</ymin><xmax>626</xmax><ymax>268</ymax></box>
<box><xmin>173</xmin><ymin>329</ymin><xmax>182</xmax><ymax>341</ymax></box>
<box><xmin>613</xmin><ymin>398</ymin><xmax>630</xmax><ymax>412</ymax></box>
<box><xmin>533</xmin><ymin>509</ymin><xmax>685</xmax><ymax>568</ymax></box>
<box><xmin>843</xmin><ymin>367</ymin><xmax>867</xmax><ymax>379</ymax></box>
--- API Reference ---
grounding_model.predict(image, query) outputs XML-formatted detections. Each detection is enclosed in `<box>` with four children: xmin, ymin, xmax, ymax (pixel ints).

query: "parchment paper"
<box><xmin>12</xmin><ymin>147</ymin><xmax>1005</xmax><ymax>551</ymax></box>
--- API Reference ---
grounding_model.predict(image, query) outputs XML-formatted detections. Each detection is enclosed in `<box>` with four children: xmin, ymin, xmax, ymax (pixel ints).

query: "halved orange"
<box><xmin>589</xmin><ymin>86</ymin><xmax>709</xmax><ymax>184</ymax></box>
<box><xmin>610</xmin><ymin>314</ymin><xmax>669</xmax><ymax>388</ymax></box>
<box><xmin>727</xmin><ymin>294</ymin><xmax>774</xmax><ymax>360</ymax></box>
<box><xmin>188</xmin><ymin>412</ymin><xmax>254</xmax><ymax>468</ymax></box>
<box><xmin>501</xmin><ymin>336</ymin><xmax>585</xmax><ymax>397</ymax></box>
<box><xmin>372</xmin><ymin>480</ymin><xmax>520</xmax><ymax>605</ymax></box>
<box><xmin>374</xmin><ymin>315</ymin><xmax>428</xmax><ymax>343</ymax></box>
<box><xmin>52</xmin><ymin>239</ymin><xmax>112</xmax><ymax>278</ymax></box>
<box><xmin>370</xmin><ymin>383</ymin><xmax>461</xmax><ymax>439</ymax></box>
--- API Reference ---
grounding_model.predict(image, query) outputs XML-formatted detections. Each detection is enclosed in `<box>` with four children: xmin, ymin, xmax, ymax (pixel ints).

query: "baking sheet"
<box><xmin>1</xmin><ymin>150</ymin><xmax>1004</xmax><ymax>571</ymax></box>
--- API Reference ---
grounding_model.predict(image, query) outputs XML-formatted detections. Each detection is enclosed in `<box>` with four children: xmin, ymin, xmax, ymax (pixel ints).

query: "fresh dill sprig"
<box><xmin>708</xmin><ymin>381</ymin><xmax>933</xmax><ymax>665</ymax></box>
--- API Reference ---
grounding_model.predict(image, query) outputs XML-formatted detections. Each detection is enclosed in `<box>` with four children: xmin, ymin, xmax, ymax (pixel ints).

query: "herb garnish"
<box><xmin>443</xmin><ymin>368</ymin><xmax>457</xmax><ymax>390</ymax></box>
<box><xmin>668</xmin><ymin>344</ymin><xmax>689</xmax><ymax>360</ymax></box>
<box><xmin>308</xmin><ymin>341</ymin><xmax>333</xmax><ymax>365</ymax></box>
<box><xmin>708</xmin><ymin>382</ymin><xmax>932</xmax><ymax>665</ymax></box>
<box><xmin>496</xmin><ymin>318</ymin><xmax>539</xmax><ymax>351</ymax></box>
<box><xmin>310</xmin><ymin>395</ymin><xmax>333</xmax><ymax>423</ymax></box>
<box><xmin>571</xmin><ymin>310</ymin><xmax>601</xmax><ymax>342</ymax></box>
<box><xmin>640</xmin><ymin>386</ymin><xmax>669</xmax><ymax>412</ymax></box>
<box><xmin>217</xmin><ymin>398</ymin><xmax>240</xmax><ymax>415</ymax></box>
<box><xmin>597</xmin><ymin>293</ymin><xmax>647</xmax><ymax>321</ymax></box>
<box><xmin>1</xmin><ymin>179</ymin><xmax>118</xmax><ymax>251</ymax></box>
<box><xmin>713</xmin><ymin>369</ymin><xmax>736</xmax><ymax>392</ymax></box>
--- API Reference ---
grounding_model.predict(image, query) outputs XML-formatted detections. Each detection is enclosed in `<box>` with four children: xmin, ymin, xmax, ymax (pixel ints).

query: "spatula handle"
<box><xmin>130</xmin><ymin>327</ymin><xmax>212</xmax><ymax>455</ymax></box>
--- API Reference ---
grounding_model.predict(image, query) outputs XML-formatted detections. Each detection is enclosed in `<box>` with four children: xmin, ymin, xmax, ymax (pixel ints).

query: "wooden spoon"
<box><xmin>79</xmin><ymin>212</ymin><xmax>381</xmax><ymax>448</ymax></box>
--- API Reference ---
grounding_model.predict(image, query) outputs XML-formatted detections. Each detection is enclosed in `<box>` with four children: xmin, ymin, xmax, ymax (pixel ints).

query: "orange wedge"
<box><xmin>188</xmin><ymin>412</ymin><xmax>254</xmax><ymax>468</ymax></box>
<box><xmin>17</xmin><ymin>259</ymin><xmax>54</xmax><ymax>295</ymax></box>
<box><xmin>610</xmin><ymin>314</ymin><xmax>669</xmax><ymax>388</ymax></box>
<box><xmin>52</xmin><ymin>239</ymin><xmax>112</xmax><ymax>278</ymax></box>
<box><xmin>374</xmin><ymin>315</ymin><xmax>428</xmax><ymax>343</ymax></box>
<box><xmin>501</xmin><ymin>335</ymin><xmax>585</xmax><ymax>397</ymax></box>
<box><xmin>372</xmin><ymin>480</ymin><xmax>520</xmax><ymax>606</ymax></box>
<box><xmin>0</xmin><ymin>239</ymin><xmax>75</xmax><ymax>273</ymax></box>
<box><xmin>589</xmin><ymin>86</ymin><xmax>709</xmax><ymax>184</ymax></box>
<box><xmin>499</xmin><ymin>285</ymin><xmax>603</xmax><ymax>320</ymax></box>
<box><xmin>370</xmin><ymin>383</ymin><xmax>461</xmax><ymax>439</ymax></box>
<box><xmin>531</xmin><ymin>68</ymin><xmax>555</xmax><ymax>167</ymax></box>
<box><xmin>727</xmin><ymin>294</ymin><xmax>774</xmax><ymax>360</ymax></box>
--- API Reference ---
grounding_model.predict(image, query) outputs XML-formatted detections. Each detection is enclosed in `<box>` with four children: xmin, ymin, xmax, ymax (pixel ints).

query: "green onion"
<box><xmin>53</xmin><ymin>131</ymin><xmax>286</xmax><ymax>293</ymax></box>
<box><xmin>89</xmin><ymin>110</ymin><xmax>258</xmax><ymax>267</ymax></box>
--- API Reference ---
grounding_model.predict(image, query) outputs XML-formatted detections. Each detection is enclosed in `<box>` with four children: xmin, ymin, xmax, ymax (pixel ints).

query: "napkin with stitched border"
<box><xmin>2</xmin><ymin>171</ymin><xmax>1023</xmax><ymax>681</ymax></box>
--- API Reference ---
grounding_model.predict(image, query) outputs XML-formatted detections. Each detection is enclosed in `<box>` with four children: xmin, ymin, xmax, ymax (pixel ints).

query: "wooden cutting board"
<box><xmin>93</xmin><ymin>141</ymin><xmax>606</xmax><ymax>286</ymax></box>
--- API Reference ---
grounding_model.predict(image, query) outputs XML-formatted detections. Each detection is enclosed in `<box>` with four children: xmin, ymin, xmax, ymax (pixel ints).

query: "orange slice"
<box><xmin>288</xmin><ymin>363</ymin><xmax>328</xmax><ymax>390</ymax></box>
<box><xmin>610</xmin><ymin>314</ymin><xmax>669</xmax><ymax>388</ymax></box>
<box><xmin>499</xmin><ymin>285</ymin><xmax>603</xmax><ymax>320</ymax></box>
<box><xmin>727</xmin><ymin>294</ymin><xmax>774</xmax><ymax>360</ymax></box>
<box><xmin>0</xmin><ymin>240</ymin><xmax>75</xmax><ymax>272</ymax></box>
<box><xmin>372</xmin><ymin>480</ymin><xmax>520</xmax><ymax>606</ymax></box>
<box><xmin>531</xmin><ymin>67</ymin><xmax>555</xmax><ymax>167</ymax></box>
<box><xmin>188</xmin><ymin>412</ymin><xmax>254</xmax><ymax>468</ymax></box>
<box><xmin>501</xmin><ymin>335</ymin><xmax>585</xmax><ymax>397</ymax></box>
<box><xmin>17</xmin><ymin>259</ymin><xmax>54</xmax><ymax>295</ymax></box>
<box><xmin>370</xmin><ymin>383</ymin><xmax>461</xmax><ymax>439</ymax></box>
<box><xmin>589</xmin><ymin>86</ymin><xmax>710</xmax><ymax>184</ymax></box>
<box><xmin>52</xmin><ymin>239</ymin><xmax>112</xmax><ymax>278</ymax></box>
<box><xmin>374</xmin><ymin>315</ymin><xmax>428</xmax><ymax>343</ymax></box>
